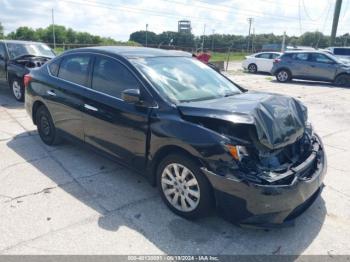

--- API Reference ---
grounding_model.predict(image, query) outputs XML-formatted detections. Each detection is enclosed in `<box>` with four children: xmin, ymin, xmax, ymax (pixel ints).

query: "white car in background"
<box><xmin>242</xmin><ymin>52</ymin><xmax>282</xmax><ymax>74</ymax></box>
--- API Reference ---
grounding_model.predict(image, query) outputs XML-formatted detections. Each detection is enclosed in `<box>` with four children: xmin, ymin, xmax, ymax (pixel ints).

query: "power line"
<box><xmin>302</xmin><ymin>0</ymin><xmax>330</xmax><ymax>21</ymax></box>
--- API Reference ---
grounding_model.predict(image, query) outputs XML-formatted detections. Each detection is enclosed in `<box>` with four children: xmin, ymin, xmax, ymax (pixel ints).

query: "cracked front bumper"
<box><xmin>202</xmin><ymin>135</ymin><xmax>327</xmax><ymax>227</ymax></box>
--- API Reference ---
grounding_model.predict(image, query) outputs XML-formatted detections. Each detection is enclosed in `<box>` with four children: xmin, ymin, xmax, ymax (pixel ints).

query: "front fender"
<box><xmin>148</xmin><ymin>111</ymin><xmax>238</xmax><ymax>177</ymax></box>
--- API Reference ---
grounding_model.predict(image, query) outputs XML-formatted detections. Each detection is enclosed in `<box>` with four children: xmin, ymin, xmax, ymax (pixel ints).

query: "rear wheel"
<box><xmin>276</xmin><ymin>69</ymin><xmax>291</xmax><ymax>83</ymax></box>
<box><xmin>10</xmin><ymin>78</ymin><xmax>24</xmax><ymax>102</ymax></box>
<box><xmin>247</xmin><ymin>63</ymin><xmax>257</xmax><ymax>73</ymax></box>
<box><xmin>35</xmin><ymin>105</ymin><xmax>62</xmax><ymax>146</ymax></box>
<box><xmin>334</xmin><ymin>74</ymin><xmax>350</xmax><ymax>87</ymax></box>
<box><xmin>157</xmin><ymin>154</ymin><xmax>214</xmax><ymax>219</ymax></box>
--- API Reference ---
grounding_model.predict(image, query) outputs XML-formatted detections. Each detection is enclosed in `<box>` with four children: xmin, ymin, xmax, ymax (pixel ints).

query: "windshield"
<box><xmin>6</xmin><ymin>43</ymin><xmax>55</xmax><ymax>59</ymax></box>
<box><xmin>132</xmin><ymin>57</ymin><xmax>241</xmax><ymax>103</ymax></box>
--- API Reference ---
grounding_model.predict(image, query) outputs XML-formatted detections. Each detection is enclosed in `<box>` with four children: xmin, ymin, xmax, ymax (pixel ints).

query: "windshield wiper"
<box><xmin>224</xmin><ymin>92</ymin><xmax>239</xmax><ymax>97</ymax></box>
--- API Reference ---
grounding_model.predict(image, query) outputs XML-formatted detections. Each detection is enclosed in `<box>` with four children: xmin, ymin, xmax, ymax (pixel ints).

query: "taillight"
<box><xmin>273</xmin><ymin>58</ymin><xmax>281</xmax><ymax>64</ymax></box>
<box><xmin>23</xmin><ymin>74</ymin><xmax>32</xmax><ymax>88</ymax></box>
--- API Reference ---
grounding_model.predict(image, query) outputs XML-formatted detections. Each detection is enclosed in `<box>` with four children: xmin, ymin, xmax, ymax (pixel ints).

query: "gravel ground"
<box><xmin>0</xmin><ymin>67</ymin><xmax>349</xmax><ymax>255</ymax></box>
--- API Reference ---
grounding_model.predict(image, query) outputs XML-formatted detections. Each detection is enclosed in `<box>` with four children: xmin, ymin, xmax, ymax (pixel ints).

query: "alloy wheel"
<box><xmin>161</xmin><ymin>163</ymin><xmax>200</xmax><ymax>212</ymax></box>
<box><xmin>277</xmin><ymin>71</ymin><xmax>289</xmax><ymax>82</ymax></box>
<box><xmin>12</xmin><ymin>80</ymin><xmax>22</xmax><ymax>100</ymax></box>
<box><xmin>248</xmin><ymin>64</ymin><xmax>257</xmax><ymax>73</ymax></box>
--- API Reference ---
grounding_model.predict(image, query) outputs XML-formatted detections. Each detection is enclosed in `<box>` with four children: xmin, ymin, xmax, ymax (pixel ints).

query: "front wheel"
<box><xmin>276</xmin><ymin>69</ymin><xmax>291</xmax><ymax>83</ymax></box>
<box><xmin>247</xmin><ymin>63</ymin><xmax>257</xmax><ymax>73</ymax></box>
<box><xmin>10</xmin><ymin>78</ymin><xmax>24</xmax><ymax>102</ymax></box>
<box><xmin>334</xmin><ymin>74</ymin><xmax>350</xmax><ymax>87</ymax></box>
<box><xmin>157</xmin><ymin>154</ymin><xmax>214</xmax><ymax>219</ymax></box>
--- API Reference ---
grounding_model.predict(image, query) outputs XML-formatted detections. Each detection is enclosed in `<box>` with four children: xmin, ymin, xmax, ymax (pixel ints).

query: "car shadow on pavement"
<box><xmin>6</xmin><ymin>133</ymin><xmax>327</xmax><ymax>255</ymax></box>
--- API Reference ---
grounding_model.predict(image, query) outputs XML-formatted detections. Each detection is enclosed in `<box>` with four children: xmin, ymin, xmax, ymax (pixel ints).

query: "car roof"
<box><xmin>284</xmin><ymin>50</ymin><xmax>329</xmax><ymax>54</ymax></box>
<box><xmin>0</xmin><ymin>40</ymin><xmax>47</xmax><ymax>45</ymax></box>
<box><xmin>66</xmin><ymin>46</ymin><xmax>193</xmax><ymax>59</ymax></box>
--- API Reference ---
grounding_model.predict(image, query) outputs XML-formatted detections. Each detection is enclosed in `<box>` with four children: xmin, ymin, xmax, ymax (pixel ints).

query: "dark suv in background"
<box><xmin>271</xmin><ymin>51</ymin><xmax>350</xmax><ymax>87</ymax></box>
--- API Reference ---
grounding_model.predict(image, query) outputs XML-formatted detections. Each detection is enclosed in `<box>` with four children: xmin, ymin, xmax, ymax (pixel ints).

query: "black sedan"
<box><xmin>24</xmin><ymin>47</ymin><xmax>327</xmax><ymax>227</ymax></box>
<box><xmin>0</xmin><ymin>40</ymin><xmax>55</xmax><ymax>101</ymax></box>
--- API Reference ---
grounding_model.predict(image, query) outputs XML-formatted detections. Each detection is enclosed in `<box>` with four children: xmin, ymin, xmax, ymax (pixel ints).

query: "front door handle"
<box><xmin>47</xmin><ymin>90</ymin><xmax>56</xmax><ymax>96</ymax></box>
<box><xmin>84</xmin><ymin>104</ymin><xmax>98</xmax><ymax>112</ymax></box>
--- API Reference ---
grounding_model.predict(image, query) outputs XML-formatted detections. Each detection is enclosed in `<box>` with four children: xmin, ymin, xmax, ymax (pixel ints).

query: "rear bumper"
<box><xmin>202</xmin><ymin>135</ymin><xmax>327</xmax><ymax>227</ymax></box>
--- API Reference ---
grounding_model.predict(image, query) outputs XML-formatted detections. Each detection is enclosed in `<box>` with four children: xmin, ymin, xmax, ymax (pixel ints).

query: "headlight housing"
<box><xmin>225</xmin><ymin>144</ymin><xmax>249</xmax><ymax>161</ymax></box>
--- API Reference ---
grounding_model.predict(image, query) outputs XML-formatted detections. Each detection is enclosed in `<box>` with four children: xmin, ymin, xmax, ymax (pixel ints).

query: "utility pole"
<box><xmin>251</xmin><ymin>28</ymin><xmax>255</xmax><ymax>53</ymax></box>
<box><xmin>145</xmin><ymin>24</ymin><xmax>148</xmax><ymax>47</ymax></box>
<box><xmin>52</xmin><ymin>8</ymin><xmax>56</xmax><ymax>50</ymax></box>
<box><xmin>330</xmin><ymin>0</ymin><xmax>342</xmax><ymax>46</ymax></box>
<box><xmin>281</xmin><ymin>31</ymin><xmax>286</xmax><ymax>52</ymax></box>
<box><xmin>201</xmin><ymin>24</ymin><xmax>206</xmax><ymax>52</ymax></box>
<box><xmin>247</xmin><ymin>18</ymin><xmax>253</xmax><ymax>53</ymax></box>
<box><xmin>211</xmin><ymin>29</ymin><xmax>215</xmax><ymax>51</ymax></box>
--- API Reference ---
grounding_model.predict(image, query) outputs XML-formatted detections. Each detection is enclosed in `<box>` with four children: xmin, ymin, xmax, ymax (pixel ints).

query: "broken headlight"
<box><xmin>225</xmin><ymin>144</ymin><xmax>249</xmax><ymax>161</ymax></box>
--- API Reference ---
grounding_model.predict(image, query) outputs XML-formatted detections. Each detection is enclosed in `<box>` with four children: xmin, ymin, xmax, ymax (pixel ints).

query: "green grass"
<box><xmin>210</xmin><ymin>52</ymin><xmax>247</xmax><ymax>62</ymax></box>
<box><xmin>53</xmin><ymin>47</ymin><xmax>64</xmax><ymax>55</ymax></box>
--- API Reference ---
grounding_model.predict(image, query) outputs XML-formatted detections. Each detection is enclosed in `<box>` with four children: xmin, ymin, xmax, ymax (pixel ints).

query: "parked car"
<box><xmin>271</xmin><ymin>51</ymin><xmax>350</xmax><ymax>87</ymax></box>
<box><xmin>242</xmin><ymin>52</ymin><xmax>282</xmax><ymax>73</ymax></box>
<box><xmin>25</xmin><ymin>47</ymin><xmax>326</xmax><ymax>227</ymax></box>
<box><xmin>0</xmin><ymin>40</ymin><xmax>55</xmax><ymax>101</ymax></box>
<box><xmin>326</xmin><ymin>47</ymin><xmax>350</xmax><ymax>62</ymax></box>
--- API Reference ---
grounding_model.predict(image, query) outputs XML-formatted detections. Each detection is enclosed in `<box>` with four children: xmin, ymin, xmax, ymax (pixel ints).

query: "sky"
<box><xmin>0</xmin><ymin>0</ymin><xmax>349</xmax><ymax>41</ymax></box>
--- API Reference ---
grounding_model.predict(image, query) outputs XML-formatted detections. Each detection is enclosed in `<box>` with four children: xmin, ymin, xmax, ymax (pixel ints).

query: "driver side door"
<box><xmin>83</xmin><ymin>55</ymin><xmax>152</xmax><ymax>169</ymax></box>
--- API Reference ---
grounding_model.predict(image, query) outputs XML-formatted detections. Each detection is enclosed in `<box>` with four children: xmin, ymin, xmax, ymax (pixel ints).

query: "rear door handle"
<box><xmin>84</xmin><ymin>104</ymin><xmax>98</xmax><ymax>112</ymax></box>
<box><xmin>47</xmin><ymin>90</ymin><xmax>56</xmax><ymax>96</ymax></box>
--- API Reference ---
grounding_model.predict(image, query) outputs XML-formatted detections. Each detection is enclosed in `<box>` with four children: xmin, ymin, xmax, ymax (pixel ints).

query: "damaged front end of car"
<box><xmin>178</xmin><ymin>92</ymin><xmax>327</xmax><ymax>227</ymax></box>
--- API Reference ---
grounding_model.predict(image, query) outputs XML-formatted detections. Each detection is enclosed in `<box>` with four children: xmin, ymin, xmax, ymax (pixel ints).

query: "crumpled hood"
<box><xmin>178</xmin><ymin>91</ymin><xmax>308</xmax><ymax>150</ymax></box>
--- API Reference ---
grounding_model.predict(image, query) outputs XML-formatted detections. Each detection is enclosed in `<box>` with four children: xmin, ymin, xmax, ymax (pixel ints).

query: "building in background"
<box><xmin>178</xmin><ymin>20</ymin><xmax>191</xmax><ymax>34</ymax></box>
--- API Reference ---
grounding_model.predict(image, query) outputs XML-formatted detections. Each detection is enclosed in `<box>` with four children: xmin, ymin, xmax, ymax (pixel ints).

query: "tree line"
<box><xmin>130</xmin><ymin>30</ymin><xmax>350</xmax><ymax>52</ymax></box>
<box><xmin>1</xmin><ymin>21</ymin><xmax>349</xmax><ymax>52</ymax></box>
<box><xmin>0</xmin><ymin>22</ymin><xmax>138</xmax><ymax>48</ymax></box>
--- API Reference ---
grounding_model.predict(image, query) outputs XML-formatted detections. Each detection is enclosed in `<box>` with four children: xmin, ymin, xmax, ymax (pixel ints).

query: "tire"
<box><xmin>276</xmin><ymin>69</ymin><xmax>291</xmax><ymax>83</ymax></box>
<box><xmin>35</xmin><ymin>105</ymin><xmax>62</xmax><ymax>146</ymax></box>
<box><xmin>10</xmin><ymin>78</ymin><xmax>24</xmax><ymax>102</ymax></box>
<box><xmin>247</xmin><ymin>63</ymin><xmax>257</xmax><ymax>73</ymax></box>
<box><xmin>157</xmin><ymin>153</ymin><xmax>214</xmax><ymax>219</ymax></box>
<box><xmin>334</xmin><ymin>74</ymin><xmax>350</xmax><ymax>87</ymax></box>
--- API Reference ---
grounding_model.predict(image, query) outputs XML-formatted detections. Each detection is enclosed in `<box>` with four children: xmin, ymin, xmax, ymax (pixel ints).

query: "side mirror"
<box><xmin>122</xmin><ymin>89</ymin><xmax>141</xmax><ymax>103</ymax></box>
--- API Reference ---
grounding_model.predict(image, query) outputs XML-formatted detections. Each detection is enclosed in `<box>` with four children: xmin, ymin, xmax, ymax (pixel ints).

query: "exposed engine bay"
<box><xmin>14</xmin><ymin>56</ymin><xmax>51</xmax><ymax>69</ymax></box>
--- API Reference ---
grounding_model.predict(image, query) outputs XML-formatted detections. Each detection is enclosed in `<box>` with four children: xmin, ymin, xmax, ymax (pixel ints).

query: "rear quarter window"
<box><xmin>48</xmin><ymin>59</ymin><xmax>61</xmax><ymax>76</ymax></box>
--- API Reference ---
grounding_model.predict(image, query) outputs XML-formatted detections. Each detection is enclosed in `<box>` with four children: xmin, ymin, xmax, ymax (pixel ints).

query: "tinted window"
<box><xmin>0</xmin><ymin>44</ymin><xmax>5</xmax><ymax>59</ymax></box>
<box><xmin>333</xmin><ymin>48</ymin><xmax>350</xmax><ymax>56</ymax></box>
<box><xmin>92</xmin><ymin>56</ymin><xmax>140</xmax><ymax>98</ymax></box>
<box><xmin>58</xmin><ymin>55</ymin><xmax>91</xmax><ymax>86</ymax></box>
<box><xmin>256</xmin><ymin>53</ymin><xmax>271</xmax><ymax>59</ymax></box>
<box><xmin>293</xmin><ymin>53</ymin><xmax>309</xmax><ymax>61</ymax></box>
<box><xmin>48</xmin><ymin>58</ymin><xmax>61</xmax><ymax>76</ymax></box>
<box><xmin>310</xmin><ymin>53</ymin><xmax>334</xmax><ymax>64</ymax></box>
<box><xmin>271</xmin><ymin>53</ymin><xmax>280</xmax><ymax>59</ymax></box>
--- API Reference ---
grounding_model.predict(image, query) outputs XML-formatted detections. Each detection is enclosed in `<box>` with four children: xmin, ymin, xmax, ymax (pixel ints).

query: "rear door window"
<box><xmin>271</xmin><ymin>53</ymin><xmax>280</xmax><ymax>59</ymax></box>
<box><xmin>292</xmin><ymin>53</ymin><xmax>309</xmax><ymax>61</ymax></box>
<box><xmin>58</xmin><ymin>55</ymin><xmax>91</xmax><ymax>86</ymax></box>
<box><xmin>91</xmin><ymin>56</ymin><xmax>140</xmax><ymax>99</ymax></box>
